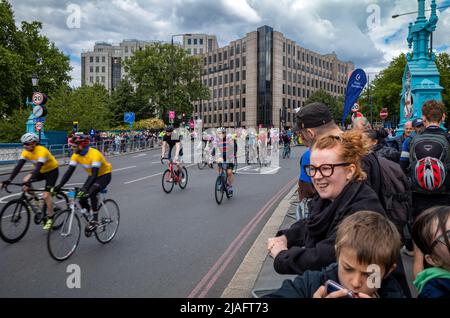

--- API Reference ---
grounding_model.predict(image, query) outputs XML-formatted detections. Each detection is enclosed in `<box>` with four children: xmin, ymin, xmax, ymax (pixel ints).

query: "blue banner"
<box><xmin>342</xmin><ymin>69</ymin><xmax>367</xmax><ymax>126</ymax></box>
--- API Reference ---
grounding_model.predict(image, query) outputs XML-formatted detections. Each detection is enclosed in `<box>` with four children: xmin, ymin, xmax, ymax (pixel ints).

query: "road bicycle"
<box><xmin>197</xmin><ymin>143</ymin><xmax>215</xmax><ymax>170</ymax></box>
<box><xmin>0</xmin><ymin>183</ymin><xmax>69</xmax><ymax>243</ymax></box>
<box><xmin>161</xmin><ymin>158</ymin><xmax>188</xmax><ymax>193</ymax></box>
<box><xmin>215</xmin><ymin>163</ymin><xmax>233</xmax><ymax>205</ymax></box>
<box><xmin>47</xmin><ymin>187</ymin><xmax>120</xmax><ymax>261</ymax></box>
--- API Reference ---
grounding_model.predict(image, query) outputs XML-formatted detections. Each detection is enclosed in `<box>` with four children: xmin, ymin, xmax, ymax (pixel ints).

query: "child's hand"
<box><xmin>313</xmin><ymin>286</ymin><xmax>354</xmax><ymax>298</ymax></box>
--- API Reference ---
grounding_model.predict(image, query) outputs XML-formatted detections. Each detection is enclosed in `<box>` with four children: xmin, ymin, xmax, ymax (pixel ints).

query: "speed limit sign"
<box><xmin>32</xmin><ymin>92</ymin><xmax>46</xmax><ymax>105</ymax></box>
<box><xmin>35</xmin><ymin>122</ymin><xmax>43</xmax><ymax>131</ymax></box>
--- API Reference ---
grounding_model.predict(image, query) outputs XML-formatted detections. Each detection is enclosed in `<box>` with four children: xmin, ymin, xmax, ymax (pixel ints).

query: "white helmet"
<box><xmin>217</xmin><ymin>127</ymin><xmax>226</xmax><ymax>133</ymax></box>
<box><xmin>21</xmin><ymin>132</ymin><xmax>39</xmax><ymax>144</ymax></box>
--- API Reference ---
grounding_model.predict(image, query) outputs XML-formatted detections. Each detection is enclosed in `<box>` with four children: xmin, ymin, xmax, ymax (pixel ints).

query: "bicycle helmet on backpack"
<box><xmin>415</xmin><ymin>156</ymin><xmax>446</xmax><ymax>191</ymax></box>
<box><xmin>68</xmin><ymin>134</ymin><xmax>90</xmax><ymax>148</ymax></box>
<box><xmin>217</xmin><ymin>127</ymin><xmax>226</xmax><ymax>133</ymax></box>
<box><xmin>21</xmin><ymin>132</ymin><xmax>39</xmax><ymax>144</ymax></box>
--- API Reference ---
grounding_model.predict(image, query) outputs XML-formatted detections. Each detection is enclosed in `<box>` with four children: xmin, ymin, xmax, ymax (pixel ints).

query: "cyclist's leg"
<box><xmin>88</xmin><ymin>173</ymin><xmax>111</xmax><ymax>224</ymax></box>
<box><xmin>43</xmin><ymin>168</ymin><xmax>58</xmax><ymax>218</ymax></box>
<box><xmin>227</xmin><ymin>166</ymin><xmax>234</xmax><ymax>186</ymax></box>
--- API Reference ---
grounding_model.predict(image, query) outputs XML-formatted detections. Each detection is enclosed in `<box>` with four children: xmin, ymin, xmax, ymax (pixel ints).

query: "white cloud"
<box><xmin>10</xmin><ymin>0</ymin><xmax>450</xmax><ymax>87</ymax></box>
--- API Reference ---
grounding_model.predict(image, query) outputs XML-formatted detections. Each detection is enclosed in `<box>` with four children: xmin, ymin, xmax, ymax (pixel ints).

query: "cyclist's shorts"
<box><xmin>218</xmin><ymin>163</ymin><xmax>234</xmax><ymax>170</ymax></box>
<box><xmin>30</xmin><ymin>167</ymin><xmax>59</xmax><ymax>191</ymax></box>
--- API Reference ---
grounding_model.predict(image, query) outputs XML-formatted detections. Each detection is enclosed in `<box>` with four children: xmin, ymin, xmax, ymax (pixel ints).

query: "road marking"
<box><xmin>132</xmin><ymin>154</ymin><xmax>147</xmax><ymax>158</ymax></box>
<box><xmin>113</xmin><ymin>166</ymin><xmax>136</xmax><ymax>172</ymax></box>
<box><xmin>123</xmin><ymin>163</ymin><xmax>196</xmax><ymax>184</ymax></box>
<box><xmin>188</xmin><ymin>178</ymin><xmax>297</xmax><ymax>298</ymax></box>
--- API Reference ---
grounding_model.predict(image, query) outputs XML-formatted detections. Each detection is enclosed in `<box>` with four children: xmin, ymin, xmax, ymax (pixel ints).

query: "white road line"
<box><xmin>132</xmin><ymin>154</ymin><xmax>147</xmax><ymax>158</ymax></box>
<box><xmin>113</xmin><ymin>166</ymin><xmax>136</xmax><ymax>172</ymax></box>
<box><xmin>123</xmin><ymin>163</ymin><xmax>196</xmax><ymax>185</ymax></box>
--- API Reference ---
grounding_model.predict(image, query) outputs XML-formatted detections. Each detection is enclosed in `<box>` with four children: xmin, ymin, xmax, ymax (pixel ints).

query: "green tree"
<box><xmin>0</xmin><ymin>0</ymin><xmax>71</xmax><ymax>117</ymax></box>
<box><xmin>436</xmin><ymin>52</ymin><xmax>450</xmax><ymax>124</ymax></box>
<box><xmin>305</xmin><ymin>89</ymin><xmax>347</xmax><ymax>124</ymax></box>
<box><xmin>0</xmin><ymin>108</ymin><xmax>28</xmax><ymax>142</ymax></box>
<box><xmin>45</xmin><ymin>84</ymin><xmax>112</xmax><ymax>133</ymax></box>
<box><xmin>125</xmin><ymin>43</ymin><xmax>209</xmax><ymax>122</ymax></box>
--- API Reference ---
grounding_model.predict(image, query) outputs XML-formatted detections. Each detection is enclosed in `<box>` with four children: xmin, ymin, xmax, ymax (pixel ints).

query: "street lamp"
<box><xmin>170</xmin><ymin>33</ymin><xmax>191</xmax><ymax>123</ymax></box>
<box><xmin>392</xmin><ymin>4</ymin><xmax>450</xmax><ymax>18</ymax></box>
<box><xmin>31</xmin><ymin>73</ymin><xmax>39</xmax><ymax>88</ymax></box>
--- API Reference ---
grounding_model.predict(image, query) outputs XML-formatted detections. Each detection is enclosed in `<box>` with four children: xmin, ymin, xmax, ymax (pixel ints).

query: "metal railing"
<box><xmin>0</xmin><ymin>138</ymin><xmax>159</xmax><ymax>164</ymax></box>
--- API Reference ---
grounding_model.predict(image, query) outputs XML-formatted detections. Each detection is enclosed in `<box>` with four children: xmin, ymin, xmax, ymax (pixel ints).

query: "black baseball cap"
<box><xmin>296</xmin><ymin>102</ymin><xmax>333</xmax><ymax>129</ymax></box>
<box><xmin>412</xmin><ymin>118</ymin><xmax>424</xmax><ymax>127</ymax></box>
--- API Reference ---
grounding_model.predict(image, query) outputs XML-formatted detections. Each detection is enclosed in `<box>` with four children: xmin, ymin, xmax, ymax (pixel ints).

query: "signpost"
<box><xmin>124</xmin><ymin>112</ymin><xmax>135</xmax><ymax>129</ymax></box>
<box><xmin>168</xmin><ymin>111</ymin><xmax>175</xmax><ymax>124</ymax></box>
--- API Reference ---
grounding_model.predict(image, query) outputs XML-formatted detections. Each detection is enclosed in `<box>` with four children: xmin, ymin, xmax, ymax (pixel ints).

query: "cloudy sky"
<box><xmin>10</xmin><ymin>0</ymin><xmax>450</xmax><ymax>87</ymax></box>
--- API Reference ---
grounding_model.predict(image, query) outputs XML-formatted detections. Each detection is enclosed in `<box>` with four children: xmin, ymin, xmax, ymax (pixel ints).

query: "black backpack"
<box><xmin>409</xmin><ymin>131</ymin><xmax>450</xmax><ymax>194</ymax></box>
<box><xmin>377</xmin><ymin>156</ymin><xmax>412</xmax><ymax>239</ymax></box>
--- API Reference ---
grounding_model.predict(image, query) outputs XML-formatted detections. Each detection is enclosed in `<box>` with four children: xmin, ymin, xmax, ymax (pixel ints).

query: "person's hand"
<box><xmin>267</xmin><ymin>235</ymin><xmax>287</xmax><ymax>251</ymax></box>
<box><xmin>353</xmin><ymin>292</ymin><xmax>372</xmax><ymax>298</ymax></box>
<box><xmin>1</xmin><ymin>180</ymin><xmax>11</xmax><ymax>190</ymax></box>
<box><xmin>22</xmin><ymin>181</ymin><xmax>31</xmax><ymax>193</ymax></box>
<box><xmin>313</xmin><ymin>286</ymin><xmax>354</xmax><ymax>298</ymax></box>
<box><xmin>268</xmin><ymin>240</ymin><xmax>288</xmax><ymax>259</ymax></box>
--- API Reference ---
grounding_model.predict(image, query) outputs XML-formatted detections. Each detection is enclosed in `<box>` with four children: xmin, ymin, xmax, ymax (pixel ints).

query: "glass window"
<box><xmin>224</xmin><ymin>50</ymin><xmax>228</xmax><ymax>60</ymax></box>
<box><xmin>199</xmin><ymin>48</ymin><xmax>203</xmax><ymax>54</ymax></box>
<box><xmin>230</xmin><ymin>86</ymin><xmax>234</xmax><ymax>95</ymax></box>
<box><xmin>242</xmin><ymin>70</ymin><xmax>246</xmax><ymax>80</ymax></box>
<box><xmin>243</xmin><ymin>42</ymin><xmax>246</xmax><ymax>53</ymax></box>
<box><xmin>224</xmin><ymin>74</ymin><xmax>228</xmax><ymax>84</ymax></box>
<box><xmin>219</xmin><ymin>52</ymin><xmax>222</xmax><ymax>61</ymax></box>
<box><xmin>225</xmin><ymin>113</ymin><xmax>228</xmax><ymax>122</ymax></box>
<box><xmin>188</xmin><ymin>39</ymin><xmax>192</xmax><ymax>45</ymax></box>
<box><xmin>194</xmin><ymin>38</ymin><xmax>197</xmax><ymax>45</ymax></box>
<box><xmin>102</xmin><ymin>56</ymin><xmax>105</xmax><ymax>63</ymax></box>
<box><xmin>283</xmin><ymin>43</ymin><xmax>286</xmax><ymax>53</ymax></box>
<box><xmin>230</xmin><ymin>73</ymin><xmax>234</xmax><ymax>82</ymax></box>
<box><xmin>193</xmin><ymin>48</ymin><xmax>197</xmax><ymax>55</ymax></box>
<box><xmin>242</xmin><ymin>112</ymin><xmax>246</xmax><ymax>121</ymax></box>
<box><xmin>213</xmin><ymin>54</ymin><xmax>217</xmax><ymax>63</ymax></box>
<box><xmin>102</xmin><ymin>66</ymin><xmax>105</xmax><ymax>73</ymax></box>
<box><xmin>89</xmin><ymin>76</ymin><xmax>93</xmax><ymax>83</ymax></box>
<box><xmin>187</xmin><ymin>49</ymin><xmax>191</xmax><ymax>54</ymax></box>
<box><xmin>224</xmin><ymin>87</ymin><xmax>228</xmax><ymax>96</ymax></box>
<box><xmin>230</xmin><ymin>100</ymin><xmax>234</xmax><ymax>109</ymax></box>
<box><xmin>200</xmin><ymin>38</ymin><xmax>203</xmax><ymax>45</ymax></box>
<box><xmin>283</xmin><ymin>70</ymin><xmax>286</xmax><ymax>80</ymax></box>
<box><xmin>219</xmin><ymin>88</ymin><xmax>222</xmax><ymax>97</ymax></box>
<box><xmin>236</xmin><ymin>72</ymin><xmax>240</xmax><ymax>81</ymax></box>
<box><xmin>243</xmin><ymin>56</ymin><xmax>246</xmax><ymax>67</ymax></box>
<box><xmin>242</xmin><ymin>98</ymin><xmax>246</xmax><ymax>107</ymax></box>
<box><xmin>283</xmin><ymin>56</ymin><xmax>286</xmax><ymax>66</ymax></box>
<box><xmin>283</xmin><ymin>84</ymin><xmax>286</xmax><ymax>94</ymax></box>
<box><xmin>230</xmin><ymin>47</ymin><xmax>234</xmax><ymax>56</ymax></box>
<box><xmin>230</xmin><ymin>60</ymin><xmax>234</xmax><ymax>69</ymax></box>
<box><xmin>95</xmin><ymin>56</ymin><xmax>99</xmax><ymax>63</ymax></box>
<box><xmin>236</xmin><ymin>44</ymin><xmax>240</xmax><ymax>54</ymax></box>
<box><xmin>89</xmin><ymin>56</ymin><xmax>93</xmax><ymax>63</ymax></box>
<box><xmin>230</xmin><ymin>113</ymin><xmax>233</xmax><ymax>122</ymax></box>
<box><xmin>90</xmin><ymin>66</ymin><xmax>93</xmax><ymax>72</ymax></box>
<box><xmin>236</xmin><ymin>58</ymin><xmax>240</xmax><ymax>68</ymax></box>
<box><xmin>219</xmin><ymin>76</ymin><xmax>222</xmax><ymax>85</ymax></box>
<box><xmin>242</xmin><ymin>84</ymin><xmax>246</xmax><ymax>94</ymax></box>
<box><xmin>213</xmin><ymin>77</ymin><xmax>217</xmax><ymax>86</ymax></box>
<box><xmin>101</xmin><ymin>76</ymin><xmax>105</xmax><ymax>83</ymax></box>
<box><xmin>96</xmin><ymin>66</ymin><xmax>99</xmax><ymax>72</ymax></box>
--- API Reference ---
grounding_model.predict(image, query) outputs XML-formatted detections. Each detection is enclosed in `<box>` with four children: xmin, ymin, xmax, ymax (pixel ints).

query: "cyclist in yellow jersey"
<box><xmin>1</xmin><ymin>133</ymin><xmax>59</xmax><ymax>230</ymax></box>
<box><xmin>53</xmin><ymin>134</ymin><xmax>112</xmax><ymax>232</ymax></box>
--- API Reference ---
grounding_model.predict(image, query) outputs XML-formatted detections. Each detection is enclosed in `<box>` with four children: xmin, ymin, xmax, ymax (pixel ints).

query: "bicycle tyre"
<box><xmin>197</xmin><ymin>162</ymin><xmax>207</xmax><ymax>170</ymax></box>
<box><xmin>95</xmin><ymin>199</ymin><xmax>120</xmax><ymax>244</ymax></box>
<box><xmin>215</xmin><ymin>176</ymin><xmax>224</xmax><ymax>205</ymax></box>
<box><xmin>0</xmin><ymin>199</ymin><xmax>30</xmax><ymax>243</ymax></box>
<box><xmin>178</xmin><ymin>167</ymin><xmax>188</xmax><ymax>189</ymax></box>
<box><xmin>162</xmin><ymin>169</ymin><xmax>175</xmax><ymax>193</ymax></box>
<box><xmin>47</xmin><ymin>210</ymin><xmax>81</xmax><ymax>261</ymax></box>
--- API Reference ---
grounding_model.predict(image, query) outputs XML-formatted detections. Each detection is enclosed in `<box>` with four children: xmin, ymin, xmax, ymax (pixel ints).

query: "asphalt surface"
<box><xmin>0</xmin><ymin>146</ymin><xmax>304</xmax><ymax>297</ymax></box>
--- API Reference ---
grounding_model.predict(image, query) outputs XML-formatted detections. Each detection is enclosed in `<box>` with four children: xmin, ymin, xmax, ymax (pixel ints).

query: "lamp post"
<box><xmin>170</xmin><ymin>33</ymin><xmax>191</xmax><ymax>124</ymax></box>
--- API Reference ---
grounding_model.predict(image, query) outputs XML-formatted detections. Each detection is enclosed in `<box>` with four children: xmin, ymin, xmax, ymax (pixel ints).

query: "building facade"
<box><xmin>182</xmin><ymin>34</ymin><xmax>219</xmax><ymax>56</ymax></box>
<box><xmin>193</xmin><ymin>25</ymin><xmax>354</xmax><ymax>129</ymax></box>
<box><xmin>81</xmin><ymin>39</ymin><xmax>156</xmax><ymax>92</ymax></box>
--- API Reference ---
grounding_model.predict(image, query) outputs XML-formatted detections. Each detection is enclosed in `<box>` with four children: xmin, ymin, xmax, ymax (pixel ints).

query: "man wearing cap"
<box><xmin>295</xmin><ymin>102</ymin><xmax>342</xmax><ymax>201</ymax></box>
<box><xmin>390</xmin><ymin>120</ymin><xmax>413</xmax><ymax>152</ymax></box>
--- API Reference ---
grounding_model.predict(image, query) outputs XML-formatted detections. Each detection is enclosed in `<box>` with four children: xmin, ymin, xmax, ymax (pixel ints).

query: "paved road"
<box><xmin>0</xmin><ymin>146</ymin><xmax>305</xmax><ymax>297</ymax></box>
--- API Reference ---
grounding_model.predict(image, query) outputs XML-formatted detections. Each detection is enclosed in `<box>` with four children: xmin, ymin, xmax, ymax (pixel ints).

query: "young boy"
<box><xmin>265</xmin><ymin>211</ymin><xmax>405</xmax><ymax>298</ymax></box>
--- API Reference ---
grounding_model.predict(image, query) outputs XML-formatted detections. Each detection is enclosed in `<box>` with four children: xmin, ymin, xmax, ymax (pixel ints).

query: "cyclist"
<box><xmin>215</xmin><ymin>127</ymin><xmax>235</xmax><ymax>196</ymax></box>
<box><xmin>53</xmin><ymin>134</ymin><xmax>112</xmax><ymax>232</ymax></box>
<box><xmin>161</xmin><ymin>126</ymin><xmax>184</xmax><ymax>180</ymax></box>
<box><xmin>281</xmin><ymin>130</ymin><xmax>291</xmax><ymax>158</ymax></box>
<box><xmin>1</xmin><ymin>132</ymin><xmax>59</xmax><ymax>230</ymax></box>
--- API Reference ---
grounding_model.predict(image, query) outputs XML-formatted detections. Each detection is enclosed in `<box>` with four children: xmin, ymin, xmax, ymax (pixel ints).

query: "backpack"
<box><xmin>377</xmin><ymin>156</ymin><xmax>412</xmax><ymax>239</ymax></box>
<box><xmin>409</xmin><ymin>132</ymin><xmax>450</xmax><ymax>194</ymax></box>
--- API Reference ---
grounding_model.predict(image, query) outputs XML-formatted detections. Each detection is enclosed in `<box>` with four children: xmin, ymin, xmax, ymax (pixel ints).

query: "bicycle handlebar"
<box><xmin>1</xmin><ymin>182</ymin><xmax>46</xmax><ymax>194</ymax></box>
<box><xmin>161</xmin><ymin>157</ymin><xmax>173</xmax><ymax>164</ymax></box>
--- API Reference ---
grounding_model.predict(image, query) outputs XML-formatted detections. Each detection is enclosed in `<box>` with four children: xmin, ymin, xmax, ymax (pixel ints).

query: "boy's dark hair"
<box><xmin>335</xmin><ymin>211</ymin><xmax>401</xmax><ymax>271</ymax></box>
<box><xmin>422</xmin><ymin>100</ymin><xmax>445</xmax><ymax>123</ymax></box>
<box><xmin>412</xmin><ymin>206</ymin><xmax>450</xmax><ymax>258</ymax></box>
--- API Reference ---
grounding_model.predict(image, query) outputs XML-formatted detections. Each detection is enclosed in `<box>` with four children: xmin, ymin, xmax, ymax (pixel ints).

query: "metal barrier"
<box><xmin>0</xmin><ymin>138</ymin><xmax>158</xmax><ymax>165</ymax></box>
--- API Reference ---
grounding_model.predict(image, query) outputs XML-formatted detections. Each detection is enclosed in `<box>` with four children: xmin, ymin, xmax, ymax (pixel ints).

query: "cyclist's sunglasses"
<box><xmin>23</xmin><ymin>142</ymin><xmax>34</xmax><ymax>146</ymax></box>
<box><xmin>431</xmin><ymin>229</ymin><xmax>450</xmax><ymax>250</ymax></box>
<box><xmin>304</xmin><ymin>163</ymin><xmax>351</xmax><ymax>178</ymax></box>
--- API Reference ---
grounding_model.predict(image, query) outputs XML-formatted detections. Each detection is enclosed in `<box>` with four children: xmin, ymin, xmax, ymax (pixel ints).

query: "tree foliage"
<box><xmin>0</xmin><ymin>0</ymin><xmax>71</xmax><ymax>117</ymax></box>
<box><xmin>124</xmin><ymin>43</ymin><xmax>209</xmax><ymax>123</ymax></box>
<box><xmin>45</xmin><ymin>85</ymin><xmax>112</xmax><ymax>133</ymax></box>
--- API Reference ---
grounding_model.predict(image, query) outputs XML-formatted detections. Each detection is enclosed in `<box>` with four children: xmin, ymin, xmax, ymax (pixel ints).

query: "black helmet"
<box><xmin>165</xmin><ymin>126</ymin><xmax>174</xmax><ymax>132</ymax></box>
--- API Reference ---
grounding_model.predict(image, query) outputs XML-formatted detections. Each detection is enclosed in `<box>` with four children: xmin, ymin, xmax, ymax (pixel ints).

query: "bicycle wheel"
<box><xmin>178</xmin><ymin>167</ymin><xmax>188</xmax><ymax>189</ymax></box>
<box><xmin>47</xmin><ymin>210</ymin><xmax>81</xmax><ymax>261</ymax></box>
<box><xmin>162</xmin><ymin>169</ymin><xmax>175</xmax><ymax>193</ymax></box>
<box><xmin>95</xmin><ymin>199</ymin><xmax>120</xmax><ymax>244</ymax></box>
<box><xmin>0</xmin><ymin>199</ymin><xmax>30</xmax><ymax>243</ymax></box>
<box><xmin>197</xmin><ymin>161</ymin><xmax>207</xmax><ymax>170</ymax></box>
<box><xmin>214</xmin><ymin>176</ymin><xmax>224</xmax><ymax>205</ymax></box>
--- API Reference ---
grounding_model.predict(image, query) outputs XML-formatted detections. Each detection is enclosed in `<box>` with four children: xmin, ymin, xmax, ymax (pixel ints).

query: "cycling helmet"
<box><xmin>68</xmin><ymin>134</ymin><xmax>90</xmax><ymax>148</ymax></box>
<box><xmin>217</xmin><ymin>127</ymin><xmax>226</xmax><ymax>133</ymax></box>
<box><xmin>415</xmin><ymin>156</ymin><xmax>446</xmax><ymax>191</ymax></box>
<box><xmin>21</xmin><ymin>132</ymin><xmax>39</xmax><ymax>144</ymax></box>
<box><xmin>165</xmin><ymin>126</ymin><xmax>174</xmax><ymax>133</ymax></box>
